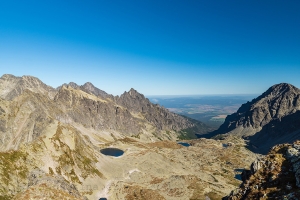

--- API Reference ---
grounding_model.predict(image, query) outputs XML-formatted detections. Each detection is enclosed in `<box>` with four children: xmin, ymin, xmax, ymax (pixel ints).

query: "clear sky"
<box><xmin>0</xmin><ymin>0</ymin><xmax>299</xmax><ymax>95</ymax></box>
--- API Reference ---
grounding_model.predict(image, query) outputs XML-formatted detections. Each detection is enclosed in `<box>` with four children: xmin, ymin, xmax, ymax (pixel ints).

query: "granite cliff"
<box><xmin>212</xmin><ymin>83</ymin><xmax>300</xmax><ymax>154</ymax></box>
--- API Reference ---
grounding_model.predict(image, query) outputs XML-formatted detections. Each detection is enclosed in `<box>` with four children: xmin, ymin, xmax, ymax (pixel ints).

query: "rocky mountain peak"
<box><xmin>0</xmin><ymin>74</ymin><xmax>56</xmax><ymax>100</ymax></box>
<box><xmin>213</xmin><ymin>83</ymin><xmax>300</xmax><ymax>154</ymax></box>
<box><xmin>259</xmin><ymin>83</ymin><xmax>300</xmax><ymax>100</ymax></box>
<box><xmin>128</xmin><ymin>88</ymin><xmax>138</xmax><ymax>95</ymax></box>
<box><xmin>81</xmin><ymin>82</ymin><xmax>108</xmax><ymax>97</ymax></box>
<box><xmin>68</xmin><ymin>82</ymin><xmax>80</xmax><ymax>89</ymax></box>
<box><xmin>58</xmin><ymin>82</ymin><xmax>108</xmax><ymax>98</ymax></box>
<box><xmin>82</xmin><ymin>82</ymin><xmax>94</xmax><ymax>89</ymax></box>
<box><xmin>1</xmin><ymin>74</ymin><xmax>17</xmax><ymax>79</ymax></box>
<box><xmin>118</xmin><ymin>88</ymin><xmax>151</xmax><ymax>113</ymax></box>
<box><xmin>116</xmin><ymin>88</ymin><xmax>199</xmax><ymax>132</ymax></box>
<box><xmin>59</xmin><ymin>82</ymin><xmax>79</xmax><ymax>89</ymax></box>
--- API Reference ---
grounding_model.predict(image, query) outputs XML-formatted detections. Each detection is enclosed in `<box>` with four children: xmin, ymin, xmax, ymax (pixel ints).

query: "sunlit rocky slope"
<box><xmin>0</xmin><ymin>74</ymin><xmax>212</xmax><ymax>151</ymax></box>
<box><xmin>0</xmin><ymin>74</ymin><xmax>255</xmax><ymax>200</ymax></box>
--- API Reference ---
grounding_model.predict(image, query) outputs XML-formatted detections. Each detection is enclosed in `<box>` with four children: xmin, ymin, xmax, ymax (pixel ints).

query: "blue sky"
<box><xmin>0</xmin><ymin>0</ymin><xmax>299</xmax><ymax>95</ymax></box>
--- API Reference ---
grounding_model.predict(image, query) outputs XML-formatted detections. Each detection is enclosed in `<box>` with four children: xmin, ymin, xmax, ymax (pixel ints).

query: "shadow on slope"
<box><xmin>246</xmin><ymin>110</ymin><xmax>300</xmax><ymax>154</ymax></box>
<box><xmin>177</xmin><ymin>115</ymin><xmax>215</xmax><ymax>140</ymax></box>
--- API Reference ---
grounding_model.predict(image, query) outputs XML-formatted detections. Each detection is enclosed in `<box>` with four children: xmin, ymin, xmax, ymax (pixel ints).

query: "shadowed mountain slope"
<box><xmin>211</xmin><ymin>83</ymin><xmax>300</xmax><ymax>154</ymax></box>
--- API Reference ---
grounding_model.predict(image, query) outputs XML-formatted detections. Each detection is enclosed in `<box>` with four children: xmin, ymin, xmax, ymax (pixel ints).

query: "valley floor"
<box><xmin>87</xmin><ymin>137</ymin><xmax>257</xmax><ymax>200</ymax></box>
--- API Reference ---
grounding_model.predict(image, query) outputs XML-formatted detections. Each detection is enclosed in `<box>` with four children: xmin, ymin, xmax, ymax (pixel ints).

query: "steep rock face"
<box><xmin>214</xmin><ymin>83</ymin><xmax>300</xmax><ymax>153</ymax></box>
<box><xmin>54</xmin><ymin>86</ymin><xmax>143</xmax><ymax>135</ymax></box>
<box><xmin>0</xmin><ymin>74</ymin><xmax>56</xmax><ymax>100</ymax></box>
<box><xmin>224</xmin><ymin>141</ymin><xmax>300</xmax><ymax>200</ymax></box>
<box><xmin>59</xmin><ymin>82</ymin><xmax>109</xmax><ymax>98</ymax></box>
<box><xmin>81</xmin><ymin>82</ymin><xmax>109</xmax><ymax>98</ymax></box>
<box><xmin>117</xmin><ymin>88</ymin><xmax>195</xmax><ymax>132</ymax></box>
<box><xmin>0</xmin><ymin>90</ymin><xmax>56</xmax><ymax>151</ymax></box>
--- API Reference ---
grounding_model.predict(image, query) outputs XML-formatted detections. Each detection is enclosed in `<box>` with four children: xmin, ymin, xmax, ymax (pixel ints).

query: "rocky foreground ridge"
<box><xmin>225</xmin><ymin>141</ymin><xmax>300</xmax><ymax>200</ymax></box>
<box><xmin>212</xmin><ymin>83</ymin><xmax>300</xmax><ymax>154</ymax></box>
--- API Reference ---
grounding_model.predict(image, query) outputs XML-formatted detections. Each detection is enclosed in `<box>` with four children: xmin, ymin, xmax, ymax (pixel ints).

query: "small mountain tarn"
<box><xmin>100</xmin><ymin>148</ymin><xmax>124</xmax><ymax>157</ymax></box>
<box><xmin>177</xmin><ymin>142</ymin><xmax>190</xmax><ymax>147</ymax></box>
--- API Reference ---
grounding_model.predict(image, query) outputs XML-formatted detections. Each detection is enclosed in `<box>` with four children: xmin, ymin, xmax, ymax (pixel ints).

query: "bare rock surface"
<box><xmin>224</xmin><ymin>141</ymin><xmax>300</xmax><ymax>200</ymax></box>
<box><xmin>0</xmin><ymin>74</ymin><xmax>56</xmax><ymax>100</ymax></box>
<box><xmin>13</xmin><ymin>169</ymin><xmax>87</xmax><ymax>200</ymax></box>
<box><xmin>212</xmin><ymin>83</ymin><xmax>300</xmax><ymax>154</ymax></box>
<box><xmin>59</xmin><ymin>81</ymin><xmax>110</xmax><ymax>98</ymax></box>
<box><xmin>0</xmin><ymin>132</ymin><xmax>256</xmax><ymax>199</ymax></box>
<box><xmin>0</xmin><ymin>74</ymin><xmax>210</xmax><ymax>151</ymax></box>
<box><xmin>116</xmin><ymin>88</ymin><xmax>203</xmax><ymax>134</ymax></box>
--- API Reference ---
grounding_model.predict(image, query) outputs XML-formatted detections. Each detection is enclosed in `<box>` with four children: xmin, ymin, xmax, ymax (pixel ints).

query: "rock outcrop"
<box><xmin>0</xmin><ymin>74</ymin><xmax>56</xmax><ymax>100</ymax></box>
<box><xmin>224</xmin><ymin>141</ymin><xmax>300</xmax><ymax>200</ymax></box>
<box><xmin>59</xmin><ymin>81</ymin><xmax>110</xmax><ymax>98</ymax></box>
<box><xmin>213</xmin><ymin>83</ymin><xmax>300</xmax><ymax>153</ymax></box>
<box><xmin>13</xmin><ymin>169</ymin><xmax>87</xmax><ymax>200</ymax></box>
<box><xmin>117</xmin><ymin>88</ymin><xmax>195</xmax><ymax>132</ymax></box>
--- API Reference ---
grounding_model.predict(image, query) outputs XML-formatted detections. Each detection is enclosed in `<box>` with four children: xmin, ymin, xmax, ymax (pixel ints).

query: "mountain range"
<box><xmin>1</xmin><ymin>74</ymin><xmax>227</xmax><ymax>200</ymax></box>
<box><xmin>0</xmin><ymin>74</ymin><xmax>212</xmax><ymax>151</ymax></box>
<box><xmin>1</xmin><ymin>74</ymin><xmax>300</xmax><ymax>199</ymax></box>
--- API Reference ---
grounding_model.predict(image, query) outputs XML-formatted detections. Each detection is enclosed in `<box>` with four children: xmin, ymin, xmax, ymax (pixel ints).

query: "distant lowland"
<box><xmin>147</xmin><ymin>94</ymin><xmax>257</xmax><ymax>129</ymax></box>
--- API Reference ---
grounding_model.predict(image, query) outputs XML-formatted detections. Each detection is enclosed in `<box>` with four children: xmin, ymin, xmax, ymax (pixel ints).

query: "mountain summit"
<box><xmin>214</xmin><ymin>83</ymin><xmax>300</xmax><ymax>153</ymax></box>
<box><xmin>0</xmin><ymin>74</ymin><xmax>56</xmax><ymax>100</ymax></box>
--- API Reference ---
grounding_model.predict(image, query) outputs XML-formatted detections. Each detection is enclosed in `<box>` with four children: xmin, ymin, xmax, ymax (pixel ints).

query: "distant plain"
<box><xmin>148</xmin><ymin>95</ymin><xmax>257</xmax><ymax>129</ymax></box>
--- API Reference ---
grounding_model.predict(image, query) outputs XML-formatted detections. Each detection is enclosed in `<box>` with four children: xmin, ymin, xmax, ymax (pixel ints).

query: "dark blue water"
<box><xmin>177</xmin><ymin>142</ymin><xmax>191</xmax><ymax>147</ymax></box>
<box><xmin>100</xmin><ymin>148</ymin><xmax>124</xmax><ymax>157</ymax></box>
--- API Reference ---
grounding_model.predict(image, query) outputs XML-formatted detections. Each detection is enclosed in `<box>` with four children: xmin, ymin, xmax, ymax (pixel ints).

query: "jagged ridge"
<box><xmin>0</xmin><ymin>74</ymin><xmax>206</xmax><ymax>151</ymax></box>
<box><xmin>212</xmin><ymin>83</ymin><xmax>300</xmax><ymax>154</ymax></box>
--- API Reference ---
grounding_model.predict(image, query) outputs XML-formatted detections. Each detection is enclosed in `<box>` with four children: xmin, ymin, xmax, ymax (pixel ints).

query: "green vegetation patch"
<box><xmin>0</xmin><ymin>150</ymin><xmax>29</xmax><ymax>197</ymax></box>
<box><xmin>177</xmin><ymin>127</ymin><xmax>199</xmax><ymax>140</ymax></box>
<box><xmin>51</xmin><ymin>124</ymin><xmax>104</xmax><ymax>181</ymax></box>
<box><xmin>0</xmin><ymin>194</ymin><xmax>13</xmax><ymax>200</ymax></box>
<box><xmin>177</xmin><ymin>115</ymin><xmax>214</xmax><ymax>140</ymax></box>
<box><xmin>152</xmin><ymin>132</ymin><xmax>163</xmax><ymax>141</ymax></box>
<box><xmin>0</xmin><ymin>150</ymin><xmax>28</xmax><ymax>185</ymax></box>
